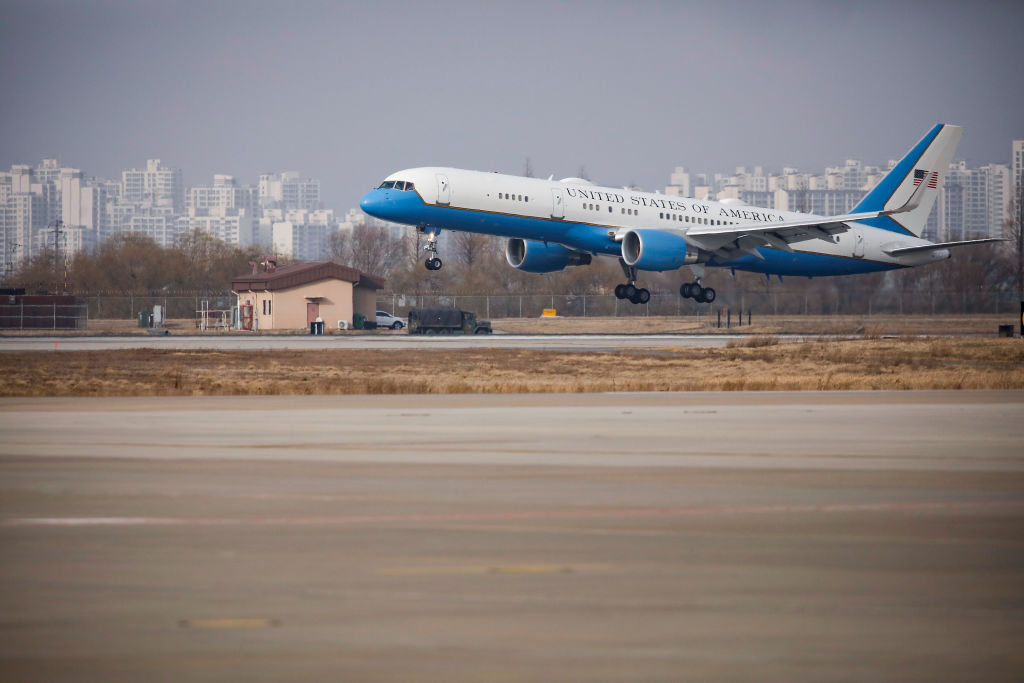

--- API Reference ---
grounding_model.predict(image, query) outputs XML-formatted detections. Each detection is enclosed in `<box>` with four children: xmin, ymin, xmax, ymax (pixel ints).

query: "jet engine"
<box><xmin>621</xmin><ymin>229</ymin><xmax>706</xmax><ymax>271</ymax></box>
<box><xmin>505</xmin><ymin>238</ymin><xmax>592</xmax><ymax>273</ymax></box>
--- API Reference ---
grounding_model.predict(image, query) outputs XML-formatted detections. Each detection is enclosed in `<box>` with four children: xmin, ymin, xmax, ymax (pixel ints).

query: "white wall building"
<box><xmin>122</xmin><ymin>159</ymin><xmax>184</xmax><ymax>212</ymax></box>
<box><xmin>259</xmin><ymin>171</ymin><xmax>321</xmax><ymax>211</ymax></box>
<box><xmin>272</xmin><ymin>221</ymin><xmax>330</xmax><ymax>261</ymax></box>
<box><xmin>188</xmin><ymin>174</ymin><xmax>257</xmax><ymax>216</ymax></box>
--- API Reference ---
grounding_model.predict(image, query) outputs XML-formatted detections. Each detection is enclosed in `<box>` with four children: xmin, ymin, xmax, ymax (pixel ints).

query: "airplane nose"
<box><xmin>359</xmin><ymin>190</ymin><xmax>383</xmax><ymax>217</ymax></box>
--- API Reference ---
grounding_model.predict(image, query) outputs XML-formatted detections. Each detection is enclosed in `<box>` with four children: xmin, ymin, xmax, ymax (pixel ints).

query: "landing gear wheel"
<box><xmin>623</xmin><ymin>284</ymin><xmax>637</xmax><ymax>300</ymax></box>
<box><xmin>702</xmin><ymin>287</ymin><xmax>716</xmax><ymax>303</ymax></box>
<box><xmin>636</xmin><ymin>288</ymin><xmax>650</xmax><ymax>304</ymax></box>
<box><xmin>680</xmin><ymin>282</ymin><xmax>693</xmax><ymax>299</ymax></box>
<box><xmin>614</xmin><ymin>284</ymin><xmax>628</xmax><ymax>300</ymax></box>
<box><xmin>425</xmin><ymin>257</ymin><xmax>443</xmax><ymax>271</ymax></box>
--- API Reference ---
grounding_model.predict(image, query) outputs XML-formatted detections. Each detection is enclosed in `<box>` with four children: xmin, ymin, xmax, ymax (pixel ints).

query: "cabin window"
<box><xmin>524</xmin><ymin>196</ymin><xmax>528</xmax><ymax>202</ymax></box>
<box><xmin>518</xmin><ymin>195</ymin><xmax>522</xmax><ymax>201</ymax></box>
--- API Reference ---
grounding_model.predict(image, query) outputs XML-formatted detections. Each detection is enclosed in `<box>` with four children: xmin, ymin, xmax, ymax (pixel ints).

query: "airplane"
<box><xmin>360</xmin><ymin>124</ymin><xmax>1003</xmax><ymax>304</ymax></box>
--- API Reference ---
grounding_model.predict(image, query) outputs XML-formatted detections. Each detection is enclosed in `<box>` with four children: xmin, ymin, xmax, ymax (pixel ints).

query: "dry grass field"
<box><xmin>1</xmin><ymin>336</ymin><xmax>1022</xmax><ymax>397</ymax></box>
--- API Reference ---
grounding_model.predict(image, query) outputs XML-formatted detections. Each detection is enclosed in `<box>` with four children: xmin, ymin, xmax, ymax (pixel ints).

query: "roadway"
<box><xmin>1</xmin><ymin>391</ymin><xmax>1022</xmax><ymax>681</ymax></box>
<box><xmin>1</xmin><ymin>333</ymin><xmax>786</xmax><ymax>352</ymax></box>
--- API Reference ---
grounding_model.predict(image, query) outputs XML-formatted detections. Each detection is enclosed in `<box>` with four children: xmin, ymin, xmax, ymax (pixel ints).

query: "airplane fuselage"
<box><xmin>360</xmin><ymin>167</ymin><xmax>945</xmax><ymax>278</ymax></box>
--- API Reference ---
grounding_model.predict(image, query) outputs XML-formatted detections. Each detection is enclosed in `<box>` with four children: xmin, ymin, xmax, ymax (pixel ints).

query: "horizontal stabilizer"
<box><xmin>883</xmin><ymin>237</ymin><xmax>1006</xmax><ymax>256</ymax></box>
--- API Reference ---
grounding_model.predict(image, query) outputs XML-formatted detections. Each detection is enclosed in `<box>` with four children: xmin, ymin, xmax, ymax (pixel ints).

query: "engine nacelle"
<box><xmin>505</xmin><ymin>238</ymin><xmax>592</xmax><ymax>273</ymax></box>
<box><xmin>621</xmin><ymin>229</ymin><xmax>703</xmax><ymax>271</ymax></box>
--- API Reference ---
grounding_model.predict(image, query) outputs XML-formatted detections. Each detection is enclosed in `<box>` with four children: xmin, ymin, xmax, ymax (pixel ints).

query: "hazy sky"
<box><xmin>2</xmin><ymin>0</ymin><xmax>1022</xmax><ymax>212</ymax></box>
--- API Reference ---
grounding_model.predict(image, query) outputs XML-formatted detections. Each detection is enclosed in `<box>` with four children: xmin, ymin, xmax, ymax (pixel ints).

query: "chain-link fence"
<box><xmin>16</xmin><ymin>287</ymin><xmax>1016</xmax><ymax>330</ymax></box>
<box><xmin>76</xmin><ymin>294</ymin><xmax>237</xmax><ymax>320</ymax></box>
<box><xmin>376</xmin><ymin>288</ymin><xmax>1020</xmax><ymax>319</ymax></box>
<box><xmin>0</xmin><ymin>301</ymin><xmax>89</xmax><ymax>330</ymax></box>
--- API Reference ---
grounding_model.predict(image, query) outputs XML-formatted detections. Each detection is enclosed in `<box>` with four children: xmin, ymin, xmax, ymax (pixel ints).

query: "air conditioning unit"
<box><xmin>337</xmin><ymin>319</ymin><xmax>349</xmax><ymax>330</ymax></box>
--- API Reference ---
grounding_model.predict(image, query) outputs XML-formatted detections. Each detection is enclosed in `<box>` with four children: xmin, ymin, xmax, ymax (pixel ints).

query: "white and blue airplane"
<box><xmin>360</xmin><ymin>124</ymin><xmax>1001</xmax><ymax>304</ymax></box>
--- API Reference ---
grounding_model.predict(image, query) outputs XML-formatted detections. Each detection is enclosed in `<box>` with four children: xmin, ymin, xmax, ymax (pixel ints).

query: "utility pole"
<box><xmin>4</xmin><ymin>242</ymin><xmax>20</xmax><ymax>279</ymax></box>
<box><xmin>1016</xmin><ymin>181</ymin><xmax>1023</xmax><ymax>336</ymax></box>
<box><xmin>1017</xmin><ymin>181</ymin><xmax>1023</xmax><ymax>303</ymax></box>
<box><xmin>49</xmin><ymin>220</ymin><xmax>64</xmax><ymax>294</ymax></box>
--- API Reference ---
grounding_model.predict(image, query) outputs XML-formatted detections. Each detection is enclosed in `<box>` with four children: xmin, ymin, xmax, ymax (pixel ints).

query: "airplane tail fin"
<box><xmin>853</xmin><ymin>124</ymin><xmax>962</xmax><ymax>237</ymax></box>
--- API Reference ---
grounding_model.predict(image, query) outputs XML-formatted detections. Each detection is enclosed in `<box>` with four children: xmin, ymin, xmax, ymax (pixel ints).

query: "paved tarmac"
<box><xmin>1</xmin><ymin>391</ymin><xmax>1022</xmax><ymax>681</ymax></box>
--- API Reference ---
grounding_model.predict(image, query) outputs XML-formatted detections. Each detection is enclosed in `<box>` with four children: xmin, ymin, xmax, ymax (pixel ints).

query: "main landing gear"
<box><xmin>614</xmin><ymin>261</ymin><xmax>650</xmax><ymax>304</ymax></box>
<box><xmin>421</xmin><ymin>228</ymin><xmax>442</xmax><ymax>271</ymax></box>
<box><xmin>680</xmin><ymin>280</ymin><xmax>715</xmax><ymax>303</ymax></box>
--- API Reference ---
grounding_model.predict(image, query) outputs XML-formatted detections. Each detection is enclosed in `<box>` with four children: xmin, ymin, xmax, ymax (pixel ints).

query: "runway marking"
<box><xmin>3</xmin><ymin>500</ymin><xmax>1022</xmax><ymax>528</ymax></box>
<box><xmin>378</xmin><ymin>564</ymin><xmax>603</xmax><ymax>576</ymax></box>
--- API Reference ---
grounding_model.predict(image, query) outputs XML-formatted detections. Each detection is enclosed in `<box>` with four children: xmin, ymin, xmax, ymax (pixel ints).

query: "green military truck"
<box><xmin>408</xmin><ymin>307</ymin><xmax>492</xmax><ymax>335</ymax></box>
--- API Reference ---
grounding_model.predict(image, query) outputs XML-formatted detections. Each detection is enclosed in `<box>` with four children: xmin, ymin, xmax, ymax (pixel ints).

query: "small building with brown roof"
<box><xmin>231</xmin><ymin>261</ymin><xmax>385</xmax><ymax>331</ymax></box>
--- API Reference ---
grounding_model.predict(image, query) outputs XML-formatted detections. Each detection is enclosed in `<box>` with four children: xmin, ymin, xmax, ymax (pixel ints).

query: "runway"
<box><xmin>1</xmin><ymin>332</ymin><xmax>763</xmax><ymax>352</ymax></box>
<box><xmin>1</xmin><ymin>391</ymin><xmax>1022</xmax><ymax>681</ymax></box>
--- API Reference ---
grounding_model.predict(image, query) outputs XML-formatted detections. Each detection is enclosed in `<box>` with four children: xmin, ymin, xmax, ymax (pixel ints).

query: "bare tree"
<box><xmin>329</xmin><ymin>220</ymin><xmax>409</xmax><ymax>277</ymax></box>
<box><xmin>451</xmin><ymin>231</ymin><xmax>499</xmax><ymax>269</ymax></box>
<box><xmin>1006</xmin><ymin>187</ymin><xmax>1024</xmax><ymax>302</ymax></box>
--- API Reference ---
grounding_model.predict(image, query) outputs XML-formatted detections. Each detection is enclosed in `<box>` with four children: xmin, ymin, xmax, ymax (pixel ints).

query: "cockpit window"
<box><xmin>377</xmin><ymin>180</ymin><xmax>415</xmax><ymax>191</ymax></box>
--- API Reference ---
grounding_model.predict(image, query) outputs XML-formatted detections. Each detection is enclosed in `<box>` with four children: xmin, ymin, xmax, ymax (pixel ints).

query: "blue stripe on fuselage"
<box><xmin>361</xmin><ymin>188</ymin><xmax>623</xmax><ymax>256</ymax></box>
<box><xmin>360</xmin><ymin>188</ymin><xmax>899</xmax><ymax>277</ymax></box>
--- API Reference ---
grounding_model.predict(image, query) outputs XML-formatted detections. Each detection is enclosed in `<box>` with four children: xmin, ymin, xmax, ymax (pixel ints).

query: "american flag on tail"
<box><xmin>913</xmin><ymin>169</ymin><xmax>939</xmax><ymax>189</ymax></box>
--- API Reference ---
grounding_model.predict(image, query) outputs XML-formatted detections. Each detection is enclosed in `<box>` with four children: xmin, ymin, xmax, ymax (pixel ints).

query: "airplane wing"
<box><xmin>681</xmin><ymin>212</ymin><xmax>873</xmax><ymax>261</ymax></box>
<box><xmin>682</xmin><ymin>179</ymin><xmax>932</xmax><ymax>261</ymax></box>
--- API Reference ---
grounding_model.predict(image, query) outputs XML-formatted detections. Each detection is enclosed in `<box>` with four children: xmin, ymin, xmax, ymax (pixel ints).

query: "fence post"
<box><xmin>53</xmin><ymin>302</ymin><xmax>56</xmax><ymax>330</ymax></box>
<box><xmin>20</xmin><ymin>301</ymin><xmax>24</xmax><ymax>330</ymax></box>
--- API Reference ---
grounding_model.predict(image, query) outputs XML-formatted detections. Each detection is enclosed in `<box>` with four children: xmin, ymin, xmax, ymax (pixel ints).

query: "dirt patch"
<box><xmin>1</xmin><ymin>338</ymin><xmax>1022</xmax><ymax>397</ymax></box>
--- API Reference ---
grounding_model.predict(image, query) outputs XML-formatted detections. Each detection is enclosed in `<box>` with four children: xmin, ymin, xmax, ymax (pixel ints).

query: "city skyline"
<box><xmin>2</xmin><ymin>0</ymin><xmax>1022</xmax><ymax>213</ymax></box>
<box><xmin>4</xmin><ymin>134</ymin><xmax>1015</xmax><ymax>269</ymax></box>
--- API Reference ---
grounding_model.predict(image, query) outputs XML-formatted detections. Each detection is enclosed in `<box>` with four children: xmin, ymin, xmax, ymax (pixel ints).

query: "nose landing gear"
<box><xmin>420</xmin><ymin>228</ymin><xmax>443</xmax><ymax>271</ymax></box>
